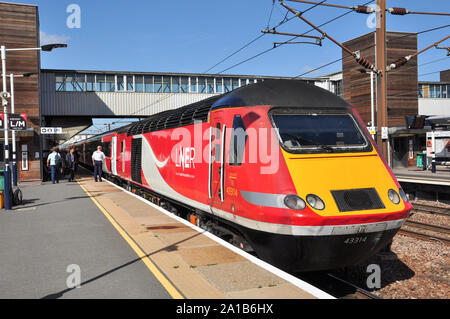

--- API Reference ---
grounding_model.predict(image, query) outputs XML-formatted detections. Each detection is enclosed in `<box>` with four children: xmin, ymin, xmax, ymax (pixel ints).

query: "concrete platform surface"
<box><xmin>394</xmin><ymin>167</ymin><xmax>450</xmax><ymax>186</ymax></box>
<box><xmin>0</xmin><ymin>174</ymin><xmax>330</xmax><ymax>299</ymax></box>
<box><xmin>0</xmin><ymin>179</ymin><xmax>171</xmax><ymax>299</ymax></box>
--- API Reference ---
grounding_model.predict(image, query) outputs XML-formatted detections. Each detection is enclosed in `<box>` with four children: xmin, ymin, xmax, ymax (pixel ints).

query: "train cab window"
<box><xmin>229</xmin><ymin>115</ymin><xmax>248</xmax><ymax>166</ymax></box>
<box><xmin>271</xmin><ymin>111</ymin><xmax>371</xmax><ymax>154</ymax></box>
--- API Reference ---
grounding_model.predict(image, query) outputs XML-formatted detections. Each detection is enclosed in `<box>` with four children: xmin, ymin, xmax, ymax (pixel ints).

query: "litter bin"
<box><xmin>417</xmin><ymin>152</ymin><xmax>423</xmax><ymax>168</ymax></box>
<box><xmin>417</xmin><ymin>152</ymin><xmax>427</xmax><ymax>171</ymax></box>
<box><xmin>0</xmin><ymin>170</ymin><xmax>4</xmax><ymax>192</ymax></box>
<box><xmin>0</xmin><ymin>170</ymin><xmax>4</xmax><ymax>209</ymax></box>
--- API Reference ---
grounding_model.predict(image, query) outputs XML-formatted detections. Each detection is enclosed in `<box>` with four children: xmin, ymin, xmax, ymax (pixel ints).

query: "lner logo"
<box><xmin>175</xmin><ymin>146</ymin><xmax>196</xmax><ymax>170</ymax></box>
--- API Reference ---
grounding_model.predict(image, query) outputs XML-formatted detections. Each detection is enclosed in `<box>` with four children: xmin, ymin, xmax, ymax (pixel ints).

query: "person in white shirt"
<box><xmin>47</xmin><ymin>148</ymin><xmax>62</xmax><ymax>184</ymax></box>
<box><xmin>92</xmin><ymin>146</ymin><xmax>106</xmax><ymax>182</ymax></box>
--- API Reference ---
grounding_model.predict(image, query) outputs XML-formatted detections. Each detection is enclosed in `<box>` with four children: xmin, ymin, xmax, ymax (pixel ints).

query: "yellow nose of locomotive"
<box><xmin>282</xmin><ymin>149</ymin><xmax>407</xmax><ymax>216</ymax></box>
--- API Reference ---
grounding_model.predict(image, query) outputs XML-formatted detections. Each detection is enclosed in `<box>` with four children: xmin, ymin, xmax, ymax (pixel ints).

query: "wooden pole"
<box><xmin>376</xmin><ymin>0</ymin><xmax>388</xmax><ymax>162</ymax></box>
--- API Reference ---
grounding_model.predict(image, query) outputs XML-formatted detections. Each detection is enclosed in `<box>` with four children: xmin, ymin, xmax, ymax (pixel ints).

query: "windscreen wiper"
<box><xmin>284</xmin><ymin>134</ymin><xmax>334</xmax><ymax>152</ymax></box>
<box><xmin>284</xmin><ymin>133</ymin><xmax>315</xmax><ymax>145</ymax></box>
<box><xmin>319</xmin><ymin>145</ymin><xmax>335</xmax><ymax>153</ymax></box>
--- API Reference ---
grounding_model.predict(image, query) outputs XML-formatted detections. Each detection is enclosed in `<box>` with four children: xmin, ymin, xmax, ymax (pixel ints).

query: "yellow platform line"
<box><xmin>78</xmin><ymin>181</ymin><xmax>184</xmax><ymax>299</ymax></box>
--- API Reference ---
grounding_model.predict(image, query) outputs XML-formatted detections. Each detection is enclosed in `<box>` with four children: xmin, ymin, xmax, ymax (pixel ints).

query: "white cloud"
<box><xmin>40</xmin><ymin>31</ymin><xmax>70</xmax><ymax>46</ymax></box>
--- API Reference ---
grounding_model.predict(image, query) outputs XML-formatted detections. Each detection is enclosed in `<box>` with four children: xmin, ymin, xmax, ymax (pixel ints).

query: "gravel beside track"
<box><xmin>332</xmin><ymin>200</ymin><xmax>450</xmax><ymax>299</ymax></box>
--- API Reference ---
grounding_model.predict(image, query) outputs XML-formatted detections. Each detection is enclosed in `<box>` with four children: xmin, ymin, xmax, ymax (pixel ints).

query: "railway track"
<box><xmin>411</xmin><ymin>203</ymin><xmax>450</xmax><ymax>217</ymax></box>
<box><xmin>398</xmin><ymin>228</ymin><xmax>450</xmax><ymax>245</ymax></box>
<box><xmin>399</xmin><ymin>205</ymin><xmax>450</xmax><ymax>244</ymax></box>
<box><xmin>404</xmin><ymin>220</ymin><xmax>450</xmax><ymax>235</ymax></box>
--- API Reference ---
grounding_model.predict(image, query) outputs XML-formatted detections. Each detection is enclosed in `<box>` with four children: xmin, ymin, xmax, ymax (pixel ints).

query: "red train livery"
<box><xmin>70</xmin><ymin>80</ymin><xmax>412</xmax><ymax>272</ymax></box>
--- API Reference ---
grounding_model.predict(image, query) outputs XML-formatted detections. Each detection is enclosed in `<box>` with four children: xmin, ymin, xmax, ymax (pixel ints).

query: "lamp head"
<box><xmin>41</xmin><ymin>43</ymin><xmax>68</xmax><ymax>52</ymax></box>
<box><xmin>22</xmin><ymin>72</ymin><xmax>37</xmax><ymax>78</ymax></box>
<box><xmin>1</xmin><ymin>91</ymin><xmax>11</xmax><ymax>99</ymax></box>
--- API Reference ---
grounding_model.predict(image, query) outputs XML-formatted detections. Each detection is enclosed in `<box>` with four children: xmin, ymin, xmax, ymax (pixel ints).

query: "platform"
<box><xmin>0</xmin><ymin>174</ymin><xmax>332</xmax><ymax>299</ymax></box>
<box><xmin>394</xmin><ymin>167</ymin><xmax>450</xmax><ymax>186</ymax></box>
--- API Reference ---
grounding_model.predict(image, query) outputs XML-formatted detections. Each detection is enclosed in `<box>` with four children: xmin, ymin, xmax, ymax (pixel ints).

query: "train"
<box><xmin>67</xmin><ymin>79</ymin><xmax>412</xmax><ymax>272</ymax></box>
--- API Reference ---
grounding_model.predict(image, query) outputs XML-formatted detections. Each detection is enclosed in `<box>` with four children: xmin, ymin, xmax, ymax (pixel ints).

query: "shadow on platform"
<box><xmin>42</xmin><ymin>230</ymin><xmax>204</xmax><ymax>299</ymax></box>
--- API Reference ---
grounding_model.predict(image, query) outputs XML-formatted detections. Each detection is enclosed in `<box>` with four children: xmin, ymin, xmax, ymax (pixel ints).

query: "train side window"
<box><xmin>229</xmin><ymin>115</ymin><xmax>248</xmax><ymax>166</ymax></box>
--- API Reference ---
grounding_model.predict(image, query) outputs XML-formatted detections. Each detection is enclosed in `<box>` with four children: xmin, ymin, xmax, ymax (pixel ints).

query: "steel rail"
<box><xmin>404</xmin><ymin>220</ymin><xmax>450</xmax><ymax>235</ymax></box>
<box><xmin>411</xmin><ymin>203</ymin><xmax>450</xmax><ymax>217</ymax></box>
<box><xmin>398</xmin><ymin>229</ymin><xmax>450</xmax><ymax>245</ymax></box>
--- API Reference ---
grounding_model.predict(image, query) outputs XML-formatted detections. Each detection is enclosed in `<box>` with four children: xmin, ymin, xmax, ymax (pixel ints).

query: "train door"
<box><xmin>111</xmin><ymin>135</ymin><xmax>118</xmax><ymax>175</ymax></box>
<box><xmin>121</xmin><ymin>139</ymin><xmax>126</xmax><ymax>174</ymax></box>
<box><xmin>209</xmin><ymin>111</ymin><xmax>226</xmax><ymax>214</ymax></box>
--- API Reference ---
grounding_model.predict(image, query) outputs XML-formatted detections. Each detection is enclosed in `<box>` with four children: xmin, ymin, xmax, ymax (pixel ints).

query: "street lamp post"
<box><xmin>1</xmin><ymin>45</ymin><xmax>12</xmax><ymax>210</ymax></box>
<box><xmin>1</xmin><ymin>43</ymin><xmax>66</xmax><ymax>210</ymax></box>
<box><xmin>10</xmin><ymin>73</ymin><xmax>16</xmax><ymax>187</ymax></box>
<box><xmin>360</xmin><ymin>69</ymin><xmax>377</xmax><ymax>140</ymax></box>
<box><xmin>8</xmin><ymin>73</ymin><xmax>36</xmax><ymax>187</ymax></box>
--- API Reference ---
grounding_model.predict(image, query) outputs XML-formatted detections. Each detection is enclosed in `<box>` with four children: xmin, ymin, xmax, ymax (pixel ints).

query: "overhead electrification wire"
<box><xmin>294</xmin><ymin>23</ymin><xmax>450</xmax><ymax>78</ymax></box>
<box><xmin>347</xmin><ymin>56</ymin><xmax>450</xmax><ymax>100</ymax></box>
<box><xmin>216</xmin><ymin>0</ymin><xmax>373</xmax><ymax>75</ymax></box>
<box><xmin>386</xmin><ymin>35</ymin><xmax>450</xmax><ymax>71</ymax></box>
<box><xmin>294</xmin><ymin>57</ymin><xmax>342</xmax><ymax>78</ymax></box>
<box><xmin>288</xmin><ymin>1</ymin><xmax>450</xmax><ymax>16</ymax></box>
<box><xmin>204</xmin><ymin>0</ymin><xmax>314</xmax><ymax>74</ymax></box>
<box><xmin>266</xmin><ymin>0</ymin><xmax>276</xmax><ymax>28</ymax></box>
<box><xmin>113</xmin><ymin>0</ymin><xmax>331</xmax><ymax>122</ymax></box>
<box><xmin>387</xmin><ymin>24</ymin><xmax>450</xmax><ymax>44</ymax></box>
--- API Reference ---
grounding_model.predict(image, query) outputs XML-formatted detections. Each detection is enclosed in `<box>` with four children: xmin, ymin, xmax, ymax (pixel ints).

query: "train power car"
<box><xmin>71</xmin><ymin>79</ymin><xmax>412</xmax><ymax>272</ymax></box>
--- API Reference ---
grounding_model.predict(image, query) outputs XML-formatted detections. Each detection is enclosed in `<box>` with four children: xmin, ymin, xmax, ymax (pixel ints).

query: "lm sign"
<box><xmin>0</xmin><ymin>113</ymin><xmax>27</xmax><ymax>130</ymax></box>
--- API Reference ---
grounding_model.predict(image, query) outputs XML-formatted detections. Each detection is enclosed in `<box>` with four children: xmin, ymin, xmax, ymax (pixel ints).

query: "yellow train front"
<box><xmin>211</xmin><ymin>80</ymin><xmax>412</xmax><ymax>272</ymax></box>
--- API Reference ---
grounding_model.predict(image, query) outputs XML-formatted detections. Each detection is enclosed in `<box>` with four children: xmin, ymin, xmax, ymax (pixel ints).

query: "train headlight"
<box><xmin>388</xmin><ymin>189</ymin><xmax>401</xmax><ymax>205</ymax></box>
<box><xmin>306</xmin><ymin>194</ymin><xmax>326</xmax><ymax>211</ymax></box>
<box><xmin>399</xmin><ymin>189</ymin><xmax>409</xmax><ymax>203</ymax></box>
<box><xmin>284</xmin><ymin>195</ymin><xmax>306</xmax><ymax>211</ymax></box>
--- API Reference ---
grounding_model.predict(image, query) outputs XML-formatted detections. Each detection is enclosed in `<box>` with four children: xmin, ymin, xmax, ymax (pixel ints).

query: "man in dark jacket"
<box><xmin>74</xmin><ymin>148</ymin><xmax>81</xmax><ymax>173</ymax></box>
<box><xmin>66</xmin><ymin>148</ymin><xmax>76</xmax><ymax>182</ymax></box>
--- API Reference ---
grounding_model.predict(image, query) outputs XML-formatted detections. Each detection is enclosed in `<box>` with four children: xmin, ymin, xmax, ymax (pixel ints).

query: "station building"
<box><xmin>342</xmin><ymin>31</ymin><xmax>450</xmax><ymax>170</ymax></box>
<box><xmin>0</xmin><ymin>2</ymin><xmax>40</xmax><ymax>181</ymax></box>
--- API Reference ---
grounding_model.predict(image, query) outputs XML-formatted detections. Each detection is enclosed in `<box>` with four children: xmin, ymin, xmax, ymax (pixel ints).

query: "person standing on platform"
<box><xmin>47</xmin><ymin>148</ymin><xmax>61</xmax><ymax>184</ymax></box>
<box><xmin>66</xmin><ymin>148</ymin><xmax>76</xmax><ymax>182</ymax></box>
<box><xmin>92</xmin><ymin>146</ymin><xmax>106</xmax><ymax>183</ymax></box>
<box><xmin>74</xmin><ymin>148</ymin><xmax>81</xmax><ymax>173</ymax></box>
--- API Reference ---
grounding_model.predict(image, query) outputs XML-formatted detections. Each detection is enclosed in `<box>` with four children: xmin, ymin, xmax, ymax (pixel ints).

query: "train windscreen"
<box><xmin>271</xmin><ymin>111</ymin><xmax>371</xmax><ymax>154</ymax></box>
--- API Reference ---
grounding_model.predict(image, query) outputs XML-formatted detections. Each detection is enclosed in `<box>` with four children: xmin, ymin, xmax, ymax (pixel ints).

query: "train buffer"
<box><xmin>0</xmin><ymin>177</ymin><xmax>333</xmax><ymax>299</ymax></box>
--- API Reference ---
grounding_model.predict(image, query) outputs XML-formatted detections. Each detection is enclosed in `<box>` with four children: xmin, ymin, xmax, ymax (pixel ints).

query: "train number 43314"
<box><xmin>344</xmin><ymin>236</ymin><xmax>368</xmax><ymax>245</ymax></box>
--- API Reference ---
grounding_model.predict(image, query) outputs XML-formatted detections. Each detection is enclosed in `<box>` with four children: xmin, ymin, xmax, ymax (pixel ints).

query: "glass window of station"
<box><xmin>56</xmin><ymin>73</ymin><xmax>260</xmax><ymax>94</ymax></box>
<box><xmin>419</xmin><ymin>83</ymin><xmax>450</xmax><ymax>99</ymax></box>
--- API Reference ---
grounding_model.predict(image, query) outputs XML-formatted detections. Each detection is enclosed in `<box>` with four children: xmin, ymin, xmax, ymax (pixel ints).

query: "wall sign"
<box><xmin>0</xmin><ymin>113</ymin><xmax>28</xmax><ymax>130</ymax></box>
<box><xmin>9</xmin><ymin>114</ymin><xmax>28</xmax><ymax>131</ymax></box>
<box><xmin>22</xmin><ymin>152</ymin><xmax>29</xmax><ymax>171</ymax></box>
<box><xmin>41</xmin><ymin>127</ymin><xmax>63</xmax><ymax>135</ymax></box>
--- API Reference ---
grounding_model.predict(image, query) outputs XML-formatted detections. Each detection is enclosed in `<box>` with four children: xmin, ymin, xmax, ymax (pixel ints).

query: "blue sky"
<box><xmin>28</xmin><ymin>0</ymin><xmax>449</xmax><ymax>78</ymax></box>
<box><xmin>14</xmin><ymin>0</ymin><xmax>450</xmax><ymax>133</ymax></box>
